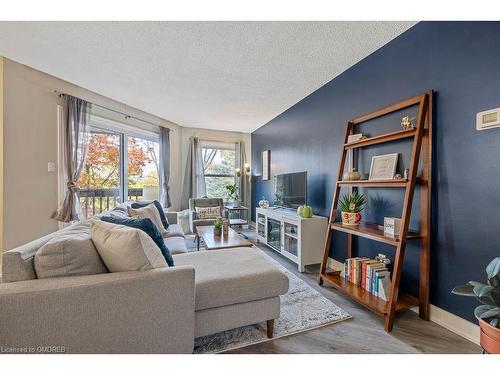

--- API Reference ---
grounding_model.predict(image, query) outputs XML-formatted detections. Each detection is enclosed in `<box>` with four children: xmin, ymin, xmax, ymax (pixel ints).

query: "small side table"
<box><xmin>224</xmin><ymin>205</ymin><xmax>249</xmax><ymax>228</ymax></box>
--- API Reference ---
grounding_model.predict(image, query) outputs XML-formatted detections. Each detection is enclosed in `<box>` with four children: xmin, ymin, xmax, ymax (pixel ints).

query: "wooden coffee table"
<box><xmin>196</xmin><ymin>225</ymin><xmax>253</xmax><ymax>251</ymax></box>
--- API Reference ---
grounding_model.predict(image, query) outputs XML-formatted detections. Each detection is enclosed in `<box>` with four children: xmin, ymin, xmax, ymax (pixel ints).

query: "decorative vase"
<box><xmin>259</xmin><ymin>199</ymin><xmax>269</xmax><ymax>208</ymax></box>
<box><xmin>222</xmin><ymin>219</ymin><xmax>229</xmax><ymax>235</ymax></box>
<box><xmin>341</xmin><ymin>211</ymin><xmax>361</xmax><ymax>226</ymax></box>
<box><xmin>342</xmin><ymin>168</ymin><xmax>361</xmax><ymax>181</ymax></box>
<box><xmin>479</xmin><ymin>318</ymin><xmax>500</xmax><ymax>354</ymax></box>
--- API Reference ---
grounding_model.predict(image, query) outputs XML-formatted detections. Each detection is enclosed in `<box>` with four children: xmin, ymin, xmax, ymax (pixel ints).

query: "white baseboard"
<box><xmin>326</xmin><ymin>257</ymin><xmax>480</xmax><ymax>345</ymax></box>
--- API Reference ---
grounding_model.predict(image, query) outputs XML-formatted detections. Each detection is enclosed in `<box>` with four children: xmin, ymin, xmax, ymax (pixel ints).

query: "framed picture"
<box><xmin>262</xmin><ymin>150</ymin><xmax>270</xmax><ymax>180</ymax></box>
<box><xmin>369</xmin><ymin>153</ymin><xmax>398</xmax><ymax>180</ymax></box>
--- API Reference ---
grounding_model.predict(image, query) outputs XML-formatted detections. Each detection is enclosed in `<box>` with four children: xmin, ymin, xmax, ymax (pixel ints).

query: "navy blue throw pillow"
<box><xmin>131</xmin><ymin>200</ymin><xmax>169</xmax><ymax>230</ymax></box>
<box><xmin>101</xmin><ymin>216</ymin><xmax>174</xmax><ymax>267</ymax></box>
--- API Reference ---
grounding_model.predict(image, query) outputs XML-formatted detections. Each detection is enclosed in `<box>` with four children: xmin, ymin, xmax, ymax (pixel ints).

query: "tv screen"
<box><xmin>274</xmin><ymin>172</ymin><xmax>307</xmax><ymax>209</ymax></box>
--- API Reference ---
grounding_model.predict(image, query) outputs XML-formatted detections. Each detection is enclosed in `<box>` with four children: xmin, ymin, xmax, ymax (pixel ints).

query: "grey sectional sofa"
<box><xmin>0</xmin><ymin>205</ymin><xmax>289</xmax><ymax>353</ymax></box>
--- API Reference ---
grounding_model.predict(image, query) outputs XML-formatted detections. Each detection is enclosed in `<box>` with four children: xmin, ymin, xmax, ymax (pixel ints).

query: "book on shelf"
<box><xmin>342</xmin><ymin>257</ymin><xmax>391</xmax><ymax>299</ymax></box>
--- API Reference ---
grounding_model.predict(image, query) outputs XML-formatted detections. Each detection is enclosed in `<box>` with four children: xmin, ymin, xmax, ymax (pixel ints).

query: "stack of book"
<box><xmin>341</xmin><ymin>257</ymin><xmax>391</xmax><ymax>301</ymax></box>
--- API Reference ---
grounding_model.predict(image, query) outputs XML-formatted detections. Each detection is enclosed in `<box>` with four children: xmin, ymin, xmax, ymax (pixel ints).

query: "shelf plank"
<box><xmin>344</xmin><ymin>128</ymin><xmax>416</xmax><ymax>150</ymax></box>
<box><xmin>330</xmin><ymin>222</ymin><xmax>420</xmax><ymax>246</ymax></box>
<box><xmin>320</xmin><ymin>272</ymin><xmax>420</xmax><ymax>315</ymax></box>
<box><xmin>338</xmin><ymin>179</ymin><xmax>408</xmax><ymax>188</ymax></box>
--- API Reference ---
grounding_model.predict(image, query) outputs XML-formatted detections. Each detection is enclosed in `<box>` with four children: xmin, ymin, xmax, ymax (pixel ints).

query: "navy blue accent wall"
<box><xmin>251</xmin><ymin>22</ymin><xmax>500</xmax><ymax>323</ymax></box>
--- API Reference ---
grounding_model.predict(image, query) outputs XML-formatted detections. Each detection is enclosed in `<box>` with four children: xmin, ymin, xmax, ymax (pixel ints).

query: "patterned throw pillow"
<box><xmin>195</xmin><ymin>206</ymin><xmax>221</xmax><ymax>219</ymax></box>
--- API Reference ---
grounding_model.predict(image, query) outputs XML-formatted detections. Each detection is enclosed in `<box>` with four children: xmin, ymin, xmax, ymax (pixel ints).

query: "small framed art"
<box><xmin>262</xmin><ymin>150</ymin><xmax>270</xmax><ymax>181</ymax></box>
<box><xmin>369</xmin><ymin>153</ymin><xmax>398</xmax><ymax>180</ymax></box>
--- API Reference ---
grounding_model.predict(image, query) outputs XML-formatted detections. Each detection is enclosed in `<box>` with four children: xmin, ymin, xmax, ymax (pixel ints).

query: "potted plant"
<box><xmin>452</xmin><ymin>257</ymin><xmax>500</xmax><ymax>354</ymax></box>
<box><xmin>213</xmin><ymin>217</ymin><xmax>223</xmax><ymax>236</ymax></box>
<box><xmin>225</xmin><ymin>184</ymin><xmax>240</xmax><ymax>207</ymax></box>
<box><xmin>339</xmin><ymin>191</ymin><xmax>365</xmax><ymax>226</ymax></box>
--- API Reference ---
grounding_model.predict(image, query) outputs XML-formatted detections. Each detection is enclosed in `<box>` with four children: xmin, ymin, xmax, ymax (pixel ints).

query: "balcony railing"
<box><xmin>79</xmin><ymin>188</ymin><xmax>143</xmax><ymax>218</ymax></box>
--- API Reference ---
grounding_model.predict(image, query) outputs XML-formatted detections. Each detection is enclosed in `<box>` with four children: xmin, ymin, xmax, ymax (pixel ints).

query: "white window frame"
<box><xmin>200</xmin><ymin>140</ymin><xmax>237</xmax><ymax>198</ymax></box>
<box><xmin>86</xmin><ymin>115</ymin><xmax>160</xmax><ymax>204</ymax></box>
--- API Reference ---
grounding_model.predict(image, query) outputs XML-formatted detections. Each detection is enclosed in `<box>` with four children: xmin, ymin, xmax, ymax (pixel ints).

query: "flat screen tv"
<box><xmin>274</xmin><ymin>171</ymin><xmax>307</xmax><ymax>209</ymax></box>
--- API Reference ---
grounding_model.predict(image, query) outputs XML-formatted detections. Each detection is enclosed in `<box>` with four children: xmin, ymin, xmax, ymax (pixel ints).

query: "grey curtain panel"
<box><xmin>181</xmin><ymin>137</ymin><xmax>206</xmax><ymax>210</ymax></box>
<box><xmin>159</xmin><ymin>127</ymin><xmax>172</xmax><ymax>208</ymax></box>
<box><xmin>55</xmin><ymin>95</ymin><xmax>92</xmax><ymax>222</ymax></box>
<box><xmin>235</xmin><ymin>141</ymin><xmax>249</xmax><ymax>207</ymax></box>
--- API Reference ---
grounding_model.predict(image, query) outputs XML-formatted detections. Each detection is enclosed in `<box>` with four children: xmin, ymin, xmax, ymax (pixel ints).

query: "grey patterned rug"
<box><xmin>193</xmin><ymin>256</ymin><xmax>351</xmax><ymax>354</ymax></box>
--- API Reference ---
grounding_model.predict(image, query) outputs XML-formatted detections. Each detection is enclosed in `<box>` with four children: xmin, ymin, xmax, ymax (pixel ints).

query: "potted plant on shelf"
<box><xmin>213</xmin><ymin>217</ymin><xmax>223</xmax><ymax>236</ymax></box>
<box><xmin>452</xmin><ymin>257</ymin><xmax>500</xmax><ymax>354</ymax></box>
<box><xmin>339</xmin><ymin>191</ymin><xmax>365</xmax><ymax>226</ymax></box>
<box><xmin>225</xmin><ymin>184</ymin><xmax>240</xmax><ymax>207</ymax></box>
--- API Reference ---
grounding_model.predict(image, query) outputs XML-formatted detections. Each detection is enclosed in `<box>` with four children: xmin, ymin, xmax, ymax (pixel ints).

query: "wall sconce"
<box><xmin>244</xmin><ymin>163</ymin><xmax>251</xmax><ymax>175</ymax></box>
<box><xmin>235</xmin><ymin>168</ymin><xmax>241</xmax><ymax>177</ymax></box>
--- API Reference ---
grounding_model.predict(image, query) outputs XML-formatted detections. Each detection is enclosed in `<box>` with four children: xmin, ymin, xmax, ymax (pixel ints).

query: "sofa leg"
<box><xmin>266</xmin><ymin>319</ymin><xmax>274</xmax><ymax>338</ymax></box>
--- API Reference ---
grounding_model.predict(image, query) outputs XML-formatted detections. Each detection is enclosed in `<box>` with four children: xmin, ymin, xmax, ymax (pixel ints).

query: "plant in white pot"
<box><xmin>339</xmin><ymin>191</ymin><xmax>365</xmax><ymax>226</ymax></box>
<box><xmin>452</xmin><ymin>257</ymin><xmax>500</xmax><ymax>354</ymax></box>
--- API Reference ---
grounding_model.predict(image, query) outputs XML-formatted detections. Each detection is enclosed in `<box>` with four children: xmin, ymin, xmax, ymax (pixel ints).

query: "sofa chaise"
<box><xmin>0</xmin><ymin>206</ymin><xmax>289</xmax><ymax>353</ymax></box>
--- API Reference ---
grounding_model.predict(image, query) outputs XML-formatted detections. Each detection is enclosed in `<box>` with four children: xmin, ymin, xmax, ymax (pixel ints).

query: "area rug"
<box><xmin>193</xmin><ymin>256</ymin><xmax>351</xmax><ymax>354</ymax></box>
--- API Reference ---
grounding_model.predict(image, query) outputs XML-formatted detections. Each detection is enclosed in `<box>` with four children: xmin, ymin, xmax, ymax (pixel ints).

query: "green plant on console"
<box><xmin>452</xmin><ymin>257</ymin><xmax>500</xmax><ymax>328</ymax></box>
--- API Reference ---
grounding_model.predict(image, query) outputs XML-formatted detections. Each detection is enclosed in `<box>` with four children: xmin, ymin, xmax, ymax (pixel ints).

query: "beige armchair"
<box><xmin>189</xmin><ymin>198</ymin><xmax>227</xmax><ymax>234</ymax></box>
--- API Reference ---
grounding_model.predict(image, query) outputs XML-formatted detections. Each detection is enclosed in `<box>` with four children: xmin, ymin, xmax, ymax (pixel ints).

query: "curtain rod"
<box><xmin>53</xmin><ymin>90</ymin><xmax>173</xmax><ymax>132</ymax></box>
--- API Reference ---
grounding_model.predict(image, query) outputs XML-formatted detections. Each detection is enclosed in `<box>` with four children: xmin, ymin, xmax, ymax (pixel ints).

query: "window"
<box><xmin>201</xmin><ymin>141</ymin><xmax>236</xmax><ymax>199</ymax></box>
<box><xmin>76</xmin><ymin>116</ymin><xmax>160</xmax><ymax>218</ymax></box>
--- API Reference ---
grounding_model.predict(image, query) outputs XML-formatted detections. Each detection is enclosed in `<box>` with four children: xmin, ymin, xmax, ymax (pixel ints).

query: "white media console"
<box><xmin>255</xmin><ymin>207</ymin><xmax>328</xmax><ymax>272</ymax></box>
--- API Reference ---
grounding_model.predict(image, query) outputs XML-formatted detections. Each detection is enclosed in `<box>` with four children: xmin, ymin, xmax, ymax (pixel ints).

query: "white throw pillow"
<box><xmin>90</xmin><ymin>220</ymin><xmax>167</xmax><ymax>272</ymax></box>
<box><xmin>127</xmin><ymin>205</ymin><xmax>168</xmax><ymax>237</ymax></box>
<box><xmin>195</xmin><ymin>206</ymin><xmax>221</xmax><ymax>219</ymax></box>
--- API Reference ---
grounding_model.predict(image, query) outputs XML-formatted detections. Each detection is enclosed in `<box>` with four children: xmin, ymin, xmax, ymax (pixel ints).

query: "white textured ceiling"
<box><xmin>0</xmin><ymin>22</ymin><xmax>415</xmax><ymax>132</ymax></box>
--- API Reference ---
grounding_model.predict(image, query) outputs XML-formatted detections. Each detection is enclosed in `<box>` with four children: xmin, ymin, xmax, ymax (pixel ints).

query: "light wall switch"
<box><xmin>47</xmin><ymin>162</ymin><xmax>56</xmax><ymax>173</ymax></box>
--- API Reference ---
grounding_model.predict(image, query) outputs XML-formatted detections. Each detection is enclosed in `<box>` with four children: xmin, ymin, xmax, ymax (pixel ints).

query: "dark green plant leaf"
<box><xmin>486</xmin><ymin>257</ymin><xmax>500</xmax><ymax>279</ymax></box>
<box><xmin>451</xmin><ymin>284</ymin><xmax>475</xmax><ymax>296</ymax></box>
<box><xmin>487</xmin><ymin>257</ymin><xmax>500</xmax><ymax>288</ymax></box>
<box><xmin>480</xmin><ymin>307</ymin><xmax>500</xmax><ymax>319</ymax></box>
<box><xmin>490</xmin><ymin>319</ymin><xmax>499</xmax><ymax>327</ymax></box>
<box><xmin>472</xmin><ymin>283</ymin><xmax>494</xmax><ymax>297</ymax></box>
<box><xmin>475</xmin><ymin>304</ymin><xmax>495</xmax><ymax>318</ymax></box>
<box><xmin>491</xmin><ymin>290</ymin><xmax>500</xmax><ymax>307</ymax></box>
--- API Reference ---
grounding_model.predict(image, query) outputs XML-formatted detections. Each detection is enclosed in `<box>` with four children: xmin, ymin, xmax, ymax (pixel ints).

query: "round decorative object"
<box><xmin>342</xmin><ymin>211</ymin><xmax>361</xmax><ymax>226</ymax></box>
<box><xmin>394</xmin><ymin>174</ymin><xmax>403</xmax><ymax>180</ymax></box>
<box><xmin>259</xmin><ymin>198</ymin><xmax>269</xmax><ymax>208</ymax></box>
<box><xmin>297</xmin><ymin>205</ymin><xmax>313</xmax><ymax>218</ymax></box>
<box><xmin>342</xmin><ymin>168</ymin><xmax>361</xmax><ymax>181</ymax></box>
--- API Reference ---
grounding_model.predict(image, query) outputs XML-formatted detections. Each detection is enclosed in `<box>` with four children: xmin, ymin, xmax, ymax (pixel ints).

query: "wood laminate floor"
<box><xmin>223</xmin><ymin>229</ymin><xmax>480</xmax><ymax>354</ymax></box>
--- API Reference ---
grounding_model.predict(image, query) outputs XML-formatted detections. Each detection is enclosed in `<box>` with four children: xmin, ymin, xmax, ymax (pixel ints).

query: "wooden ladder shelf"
<box><xmin>318</xmin><ymin>92</ymin><xmax>432</xmax><ymax>332</ymax></box>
